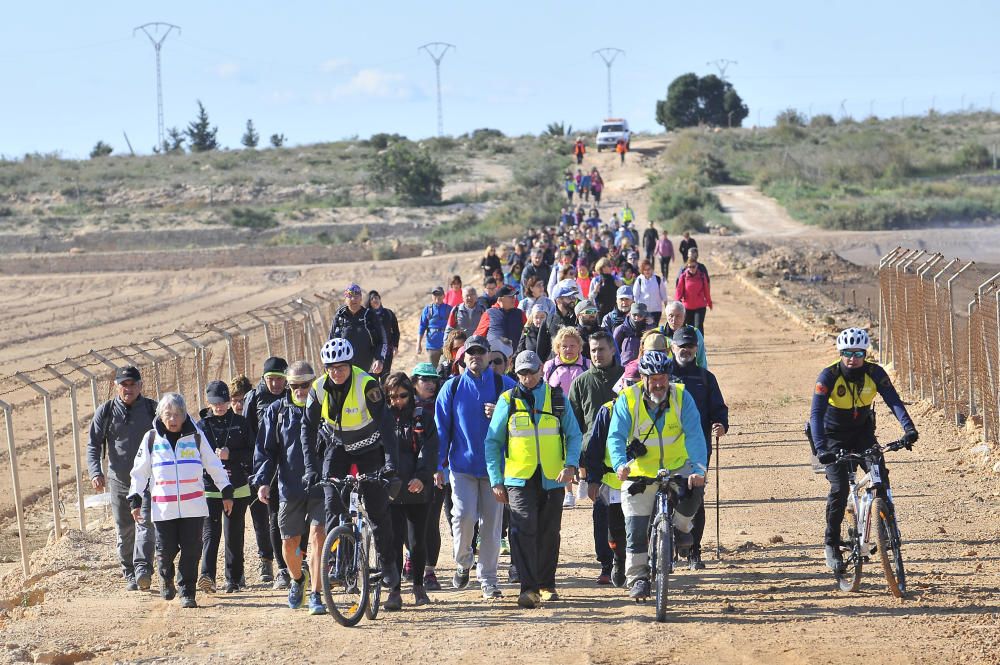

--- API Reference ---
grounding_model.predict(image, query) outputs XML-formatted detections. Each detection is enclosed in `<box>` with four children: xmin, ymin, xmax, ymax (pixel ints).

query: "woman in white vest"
<box><xmin>129</xmin><ymin>392</ymin><xmax>232</xmax><ymax>609</ymax></box>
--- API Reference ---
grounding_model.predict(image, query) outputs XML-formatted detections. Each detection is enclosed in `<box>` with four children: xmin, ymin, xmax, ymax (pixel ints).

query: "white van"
<box><xmin>595</xmin><ymin>118</ymin><xmax>630</xmax><ymax>152</ymax></box>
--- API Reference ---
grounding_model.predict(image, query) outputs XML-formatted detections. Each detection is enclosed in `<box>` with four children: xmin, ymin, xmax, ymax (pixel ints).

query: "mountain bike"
<box><xmin>629</xmin><ymin>470</ymin><xmax>688</xmax><ymax>622</ymax></box>
<box><xmin>833</xmin><ymin>438</ymin><xmax>909</xmax><ymax>598</ymax></box>
<box><xmin>318</xmin><ymin>474</ymin><xmax>387</xmax><ymax>626</ymax></box>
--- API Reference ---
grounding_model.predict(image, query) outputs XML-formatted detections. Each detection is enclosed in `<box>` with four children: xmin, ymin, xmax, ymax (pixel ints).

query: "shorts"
<box><xmin>278</xmin><ymin>496</ymin><xmax>325</xmax><ymax>539</ymax></box>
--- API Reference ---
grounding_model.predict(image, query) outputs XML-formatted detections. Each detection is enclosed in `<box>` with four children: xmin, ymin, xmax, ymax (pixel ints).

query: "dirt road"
<box><xmin>2</xmin><ymin>136</ymin><xmax>999</xmax><ymax>664</ymax></box>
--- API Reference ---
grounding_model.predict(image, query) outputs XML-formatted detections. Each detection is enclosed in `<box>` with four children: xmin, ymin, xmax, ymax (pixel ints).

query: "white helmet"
<box><xmin>836</xmin><ymin>328</ymin><xmax>870</xmax><ymax>351</ymax></box>
<box><xmin>321</xmin><ymin>338</ymin><xmax>354</xmax><ymax>365</ymax></box>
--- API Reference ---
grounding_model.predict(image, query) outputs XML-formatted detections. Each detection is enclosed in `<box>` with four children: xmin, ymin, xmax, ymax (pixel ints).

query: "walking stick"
<box><xmin>715</xmin><ymin>433</ymin><xmax>721</xmax><ymax>560</ymax></box>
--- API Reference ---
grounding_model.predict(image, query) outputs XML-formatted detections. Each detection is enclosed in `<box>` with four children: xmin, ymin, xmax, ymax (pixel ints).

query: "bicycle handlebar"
<box><xmin>835</xmin><ymin>438</ymin><xmax>908</xmax><ymax>463</ymax></box>
<box><xmin>318</xmin><ymin>473</ymin><xmax>390</xmax><ymax>489</ymax></box>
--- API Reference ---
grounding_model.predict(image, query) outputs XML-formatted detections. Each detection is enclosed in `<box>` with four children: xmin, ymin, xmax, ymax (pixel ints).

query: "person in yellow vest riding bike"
<box><xmin>607</xmin><ymin>350</ymin><xmax>708</xmax><ymax>600</ymax></box>
<box><xmin>485</xmin><ymin>350</ymin><xmax>583</xmax><ymax>609</ymax></box>
<box><xmin>301</xmin><ymin>337</ymin><xmax>401</xmax><ymax>590</ymax></box>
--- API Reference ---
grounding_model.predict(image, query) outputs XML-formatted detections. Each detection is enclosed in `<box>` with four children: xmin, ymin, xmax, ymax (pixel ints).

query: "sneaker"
<box><xmin>517</xmin><ymin>589</ymin><xmax>541</xmax><ymax>609</ymax></box>
<box><xmin>125</xmin><ymin>577</ymin><xmax>139</xmax><ymax>592</ymax></box>
<box><xmin>482</xmin><ymin>584</ymin><xmax>502</xmax><ymax>599</ymax></box>
<box><xmin>825</xmin><ymin>545</ymin><xmax>843</xmax><ymax>572</ymax></box>
<box><xmin>197</xmin><ymin>575</ymin><xmax>216</xmax><ymax>594</ymax></box>
<box><xmin>596</xmin><ymin>569</ymin><xmax>612</xmax><ymax>585</ymax></box>
<box><xmin>238</xmin><ymin>574</ymin><xmax>247</xmax><ymax>589</ymax></box>
<box><xmin>500</xmin><ymin>537</ymin><xmax>511</xmax><ymax>556</ymax></box>
<box><xmin>403</xmin><ymin>554</ymin><xmax>413</xmax><ymax>582</ymax></box>
<box><xmin>381</xmin><ymin>562</ymin><xmax>400</xmax><ymax>589</ymax></box>
<box><xmin>577</xmin><ymin>480</ymin><xmax>589</xmax><ymax>500</ymax></box>
<box><xmin>629</xmin><ymin>578</ymin><xmax>650</xmax><ymax>600</ymax></box>
<box><xmin>136</xmin><ymin>574</ymin><xmax>152</xmax><ymax>591</ymax></box>
<box><xmin>508</xmin><ymin>564</ymin><xmax>520</xmax><ymax>584</ymax></box>
<box><xmin>180</xmin><ymin>596</ymin><xmax>197</xmax><ymax>609</ymax></box>
<box><xmin>161</xmin><ymin>579</ymin><xmax>177</xmax><ymax>601</ymax></box>
<box><xmin>225</xmin><ymin>582</ymin><xmax>239</xmax><ymax>593</ymax></box>
<box><xmin>563</xmin><ymin>492</ymin><xmax>576</xmax><ymax>508</ymax></box>
<box><xmin>539</xmin><ymin>587</ymin><xmax>559</xmax><ymax>601</ymax></box>
<box><xmin>611</xmin><ymin>562</ymin><xmax>626</xmax><ymax>588</ymax></box>
<box><xmin>452</xmin><ymin>566</ymin><xmax>470</xmax><ymax>590</ymax></box>
<box><xmin>273</xmin><ymin>568</ymin><xmax>291</xmax><ymax>590</ymax></box>
<box><xmin>308</xmin><ymin>592</ymin><xmax>327</xmax><ymax>615</ymax></box>
<box><xmin>687</xmin><ymin>553</ymin><xmax>705</xmax><ymax>570</ymax></box>
<box><xmin>288</xmin><ymin>570</ymin><xmax>309</xmax><ymax>609</ymax></box>
<box><xmin>423</xmin><ymin>570</ymin><xmax>441</xmax><ymax>591</ymax></box>
<box><xmin>675</xmin><ymin>530</ymin><xmax>694</xmax><ymax>557</ymax></box>
<box><xmin>259</xmin><ymin>559</ymin><xmax>274</xmax><ymax>584</ymax></box>
<box><xmin>384</xmin><ymin>589</ymin><xmax>403</xmax><ymax>611</ymax></box>
<box><xmin>413</xmin><ymin>584</ymin><xmax>430</xmax><ymax>606</ymax></box>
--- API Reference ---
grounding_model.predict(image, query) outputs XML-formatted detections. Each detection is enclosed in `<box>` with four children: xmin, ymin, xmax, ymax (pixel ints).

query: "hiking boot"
<box><xmin>539</xmin><ymin>588</ymin><xmax>559</xmax><ymax>601</ymax></box>
<box><xmin>629</xmin><ymin>578</ymin><xmax>650</xmax><ymax>600</ymax></box>
<box><xmin>384</xmin><ymin>589</ymin><xmax>403</xmax><ymax>611</ymax></box>
<box><xmin>273</xmin><ymin>568</ymin><xmax>291</xmax><ymax>590</ymax></box>
<box><xmin>452</xmin><ymin>566</ymin><xmax>470</xmax><ymax>590</ymax></box>
<box><xmin>596</xmin><ymin>569</ymin><xmax>612</xmax><ymax>585</ymax></box>
<box><xmin>197</xmin><ymin>575</ymin><xmax>216</xmax><ymax>594</ymax></box>
<box><xmin>482</xmin><ymin>583</ymin><xmax>502</xmax><ymax>600</ymax></box>
<box><xmin>423</xmin><ymin>570</ymin><xmax>441</xmax><ymax>591</ymax></box>
<box><xmin>687</xmin><ymin>553</ymin><xmax>705</xmax><ymax>571</ymax></box>
<box><xmin>308</xmin><ymin>592</ymin><xmax>326</xmax><ymax>615</ymax></box>
<box><xmin>508</xmin><ymin>564</ymin><xmax>520</xmax><ymax>584</ymax></box>
<box><xmin>500</xmin><ymin>537</ymin><xmax>511</xmax><ymax>555</ymax></box>
<box><xmin>136</xmin><ymin>574</ymin><xmax>152</xmax><ymax>591</ymax></box>
<box><xmin>825</xmin><ymin>545</ymin><xmax>843</xmax><ymax>572</ymax></box>
<box><xmin>288</xmin><ymin>571</ymin><xmax>308</xmax><ymax>609</ymax></box>
<box><xmin>402</xmin><ymin>554</ymin><xmax>413</xmax><ymax>582</ymax></box>
<box><xmin>611</xmin><ymin>562</ymin><xmax>627</xmax><ymax>589</ymax></box>
<box><xmin>180</xmin><ymin>596</ymin><xmax>198</xmax><ymax>609</ymax></box>
<box><xmin>225</xmin><ymin>581</ymin><xmax>239</xmax><ymax>593</ymax></box>
<box><xmin>517</xmin><ymin>589</ymin><xmax>541</xmax><ymax>609</ymax></box>
<box><xmin>413</xmin><ymin>584</ymin><xmax>430</xmax><ymax>606</ymax></box>
<box><xmin>125</xmin><ymin>577</ymin><xmax>139</xmax><ymax>592</ymax></box>
<box><xmin>161</xmin><ymin>579</ymin><xmax>177</xmax><ymax>601</ymax></box>
<box><xmin>259</xmin><ymin>559</ymin><xmax>274</xmax><ymax>584</ymax></box>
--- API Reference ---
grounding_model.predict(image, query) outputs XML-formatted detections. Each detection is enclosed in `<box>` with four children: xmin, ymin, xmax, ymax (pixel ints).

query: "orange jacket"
<box><xmin>574</xmin><ymin>141</ymin><xmax>585</xmax><ymax>155</ymax></box>
<box><xmin>615</xmin><ymin>141</ymin><xmax>627</xmax><ymax>154</ymax></box>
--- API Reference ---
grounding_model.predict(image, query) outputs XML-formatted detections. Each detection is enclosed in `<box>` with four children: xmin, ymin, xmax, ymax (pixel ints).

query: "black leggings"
<box><xmin>391</xmin><ymin>502</ymin><xmax>429</xmax><ymax>591</ymax></box>
<box><xmin>425</xmin><ymin>484</ymin><xmax>448</xmax><ymax>568</ymax></box>
<box><xmin>685</xmin><ymin>307</ymin><xmax>706</xmax><ymax>334</ymax></box>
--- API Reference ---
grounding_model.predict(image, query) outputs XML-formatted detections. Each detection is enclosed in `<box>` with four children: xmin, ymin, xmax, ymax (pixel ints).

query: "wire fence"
<box><xmin>878</xmin><ymin>247</ymin><xmax>999</xmax><ymax>448</ymax></box>
<box><xmin>0</xmin><ymin>290</ymin><xmax>340</xmax><ymax>578</ymax></box>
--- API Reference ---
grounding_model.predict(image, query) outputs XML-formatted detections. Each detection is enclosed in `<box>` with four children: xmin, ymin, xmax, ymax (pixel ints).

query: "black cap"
<box><xmin>496</xmin><ymin>285</ymin><xmax>517</xmax><ymax>298</ymax></box>
<box><xmin>262</xmin><ymin>356</ymin><xmax>288</xmax><ymax>377</ymax></box>
<box><xmin>463</xmin><ymin>335</ymin><xmax>490</xmax><ymax>354</ymax></box>
<box><xmin>431</xmin><ymin>286</ymin><xmax>445</xmax><ymax>296</ymax></box>
<box><xmin>206</xmin><ymin>380</ymin><xmax>230</xmax><ymax>404</ymax></box>
<box><xmin>114</xmin><ymin>366</ymin><xmax>141</xmax><ymax>384</ymax></box>
<box><xmin>672</xmin><ymin>326</ymin><xmax>699</xmax><ymax>346</ymax></box>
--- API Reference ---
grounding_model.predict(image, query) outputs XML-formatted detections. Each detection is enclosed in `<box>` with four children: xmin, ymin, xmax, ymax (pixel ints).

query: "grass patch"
<box><xmin>224</xmin><ymin>207</ymin><xmax>278</xmax><ymax>230</ymax></box>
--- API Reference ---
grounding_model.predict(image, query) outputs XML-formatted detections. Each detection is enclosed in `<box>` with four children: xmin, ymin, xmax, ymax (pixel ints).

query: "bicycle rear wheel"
<box><xmin>322</xmin><ymin>525</ymin><xmax>368</xmax><ymax>627</ymax></box>
<box><xmin>364</xmin><ymin>526</ymin><xmax>382</xmax><ymax>620</ymax></box>
<box><xmin>836</xmin><ymin>507</ymin><xmax>862</xmax><ymax>592</ymax></box>
<box><xmin>874</xmin><ymin>498</ymin><xmax>906</xmax><ymax>598</ymax></box>
<box><xmin>653</xmin><ymin>517</ymin><xmax>671</xmax><ymax>622</ymax></box>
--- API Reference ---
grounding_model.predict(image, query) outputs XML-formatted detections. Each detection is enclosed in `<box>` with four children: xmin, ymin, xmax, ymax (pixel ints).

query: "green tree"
<box><xmin>655</xmin><ymin>73</ymin><xmax>748</xmax><ymax>129</ymax></box>
<box><xmin>161</xmin><ymin>127</ymin><xmax>186</xmax><ymax>153</ymax></box>
<box><xmin>269</xmin><ymin>133</ymin><xmax>286</xmax><ymax>148</ymax></box>
<box><xmin>185</xmin><ymin>100</ymin><xmax>219</xmax><ymax>152</ymax></box>
<box><xmin>544</xmin><ymin>121</ymin><xmax>573</xmax><ymax>137</ymax></box>
<box><xmin>241</xmin><ymin>119</ymin><xmax>259</xmax><ymax>148</ymax></box>
<box><xmin>89</xmin><ymin>141</ymin><xmax>113</xmax><ymax>158</ymax></box>
<box><xmin>368</xmin><ymin>142</ymin><xmax>443</xmax><ymax>205</ymax></box>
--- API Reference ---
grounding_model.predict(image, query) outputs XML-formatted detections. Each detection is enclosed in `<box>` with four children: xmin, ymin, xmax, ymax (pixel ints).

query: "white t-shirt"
<box><xmin>632</xmin><ymin>274</ymin><xmax>668</xmax><ymax>313</ymax></box>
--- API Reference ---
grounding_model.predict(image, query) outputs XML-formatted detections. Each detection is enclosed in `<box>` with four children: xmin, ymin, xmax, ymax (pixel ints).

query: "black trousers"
<box><xmin>659</xmin><ymin>257</ymin><xmax>671</xmax><ymax>279</ymax></box>
<box><xmin>201</xmin><ymin>496</ymin><xmax>249</xmax><ymax>583</ymax></box>
<box><xmin>692</xmin><ymin>447</ymin><xmax>713</xmax><ymax>555</ymax></box>
<box><xmin>607</xmin><ymin>501</ymin><xmax>626</xmax><ymax>565</ymax></box>
<box><xmin>391</xmin><ymin>502</ymin><xmax>429</xmax><ymax>591</ymax></box>
<box><xmin>155</xmin><ymin>516</ymin><xmax>204</xmax><ymax>598</ymax></box>
<box><xmin>249</xmin><ymin>479</ymin><xmax>285</xmax><ymax>568</ymax></box>
<box><xmin>594</xmin><ymin>497</ymin><xmax>613</xmax><ymax>569</ymax></box>
<box><xmin>825</xmin><ymin>457</ymin><xmax>888</xmax><ymax>546</ymax></box>
<box><xmin>507</xmin><ymin>470</ymin><xmax>564</xmax><ymax>592</ymax></box>
<box><xmin>685</xmin><ymin>308</ymin><xmax>707</xmax><ymax>334</ymax></box>
<box><xmin>322</xmin><ymin>446</ymin><xmax>394</xmax><ymax>568</ymax></box>
<box><xmin>425</xmin><ymin>484</ymin><xmax>447</xmax><ymax>568</ymax></box>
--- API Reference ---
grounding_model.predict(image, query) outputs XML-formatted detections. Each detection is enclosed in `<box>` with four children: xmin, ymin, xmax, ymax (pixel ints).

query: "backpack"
<box><xmin>446</xmin><ymin>371</ymin><xmax>505</xmax><ymax>444</ymax></box>
<box><xmin>97</xmin><ymin>397</ymin><xmax>157</xmax><ymax>461</ymax></box>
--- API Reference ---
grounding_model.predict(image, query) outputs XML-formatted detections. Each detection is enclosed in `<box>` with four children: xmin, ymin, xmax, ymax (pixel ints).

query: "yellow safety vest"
<box><xmin>826</xmin><ymin>361</ymin><xmax>878</xmax><ymax>411</ymax></box>
<box><xmin>599</xmin><ymin>400</ymin><xmax>622</xmax><ymax>490</ymax></box>
<box><xmin>622</xmin><ymin>207</ymin><xmax>634</xmax><ymax>222</ymax></box>
<box><xmin>312</xmin><ymin>366</ymin><xmax>379</xmax><ymax>449</ymax></box>
<box><xmin>622</xmin><ymin>382</ymin><xmax>688</xmax><ymax>478</ymax></box>
<box><xmin>503</xmin><ymin>385</ymin><xmax>565</xmax><ymax>481</ymax></box>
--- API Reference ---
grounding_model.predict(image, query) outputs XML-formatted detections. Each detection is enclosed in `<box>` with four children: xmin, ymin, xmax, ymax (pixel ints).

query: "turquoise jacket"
<box><xmin>607</xmin><ymin>387</ymin><xmax>707</xmax><ymax>476</ymax></box>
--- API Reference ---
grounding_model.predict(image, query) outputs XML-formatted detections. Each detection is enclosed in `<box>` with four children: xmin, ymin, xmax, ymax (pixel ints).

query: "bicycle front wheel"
<box><xmin>364</xmin><ymin>526</ymin><xmax>382</xmax><ymax>620</ymax></box>
<box><xmin>874</xmin><ymin>498</ymin><xmax>906</xmax><ymax>598</ymax></box>
<box><xmin>322</xmin><ymin>525</ymin><xmax>369</xmax><ymax>627</ymax></box>
<box><xmin>836</xmin><ymin>507</ymin><xmax>862</xmax><ymax>592</ymax></box>
<box><xmin>654</xmin><ymin>517</ymin><xmax>671</xmax><ymax>622</ymax></box>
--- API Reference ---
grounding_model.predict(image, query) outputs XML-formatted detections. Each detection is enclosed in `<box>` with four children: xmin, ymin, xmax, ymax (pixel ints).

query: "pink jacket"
<box><xmin>542</xmin><ymin>356</ymin><xmax>591</xmax><ymax>395</ymax></box>
<box><xmin>676</xmin><ymin>266</ymin><xmax>712</xmax><ymax>310</ymax></box>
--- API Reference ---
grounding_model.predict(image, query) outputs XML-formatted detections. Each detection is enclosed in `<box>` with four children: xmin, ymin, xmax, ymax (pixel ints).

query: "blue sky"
<box><xmin>2</xmin><ymin>0</ymin><xmax>998</xmax><ymax>158</ymax></box>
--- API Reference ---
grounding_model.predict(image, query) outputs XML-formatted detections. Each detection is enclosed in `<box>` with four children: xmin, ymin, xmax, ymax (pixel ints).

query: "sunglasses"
<box><xmin>841</xmin><ymin>350</ymin><xmax>866</xmax><ymax>359</ymax></box>
<box><xmin>676</xmin><ymin>343</ymin><xmax>696</xmax><ymax>350</ymax></box>
<box><xmin>389</xmin><ymin>392</ymin><xmax>410</xmax><ymax>400</ymax></box>
<box><xmin>465</xmin><ymin>348</ymin><xmax>487</xmax><ymax>356</ymax></box>
<box><xmin>289</xmin><ymin>382</ymin><xmax>311</xmax><ymax>390</ymax></box>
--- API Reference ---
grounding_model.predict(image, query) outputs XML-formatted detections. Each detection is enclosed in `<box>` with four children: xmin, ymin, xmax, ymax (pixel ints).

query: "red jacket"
<box><xmin>675</xmin><ymin>266</ymin><xmax>712</xmax><ymax>310</ymax></box>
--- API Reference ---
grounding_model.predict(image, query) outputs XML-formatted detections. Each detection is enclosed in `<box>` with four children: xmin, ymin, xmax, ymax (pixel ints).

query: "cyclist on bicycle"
<box><xmin>810</xmin><ymin>328</ymin><xmax>918</xmax><ymax>572</ymax></box>
<box><xmin>302</xmin><ymin>338</ymin><xmax>401</xmax><ymax>590</ymax></box>
<box><xmin>607</xmin><ymin>350</ymin><xmax>708</xmax><ymax>600</ymax></box>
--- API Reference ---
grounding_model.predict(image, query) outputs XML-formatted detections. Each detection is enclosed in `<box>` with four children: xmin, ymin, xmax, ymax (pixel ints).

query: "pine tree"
<box><xmin>186</xmin><ymin>100</ymin><xmax>219</xmax><ymax>152</ymax></box>
<box><xmin>269</xmin><ymin>133</ymin><xmax>286</xmax><ymax>148</ymax></box>
<box><xmin>241</xmin><ymin>119</ymin><xmax>259</xmax><ymax>149</ymax></box>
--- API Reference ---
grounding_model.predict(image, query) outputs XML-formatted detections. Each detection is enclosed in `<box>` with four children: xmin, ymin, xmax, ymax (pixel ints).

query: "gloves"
<box><xmin>902</xmin><ymin>430</ymin><xmax>919</xmax><ymax>450</ymax></box>
<box><xmin>817</xmin><ymin>451</ymin><xmax>840</xmax><ymax>465</ymax></box>
<box><xmin>302</xmin><ymin>471</ymin><xmax>319</xmax><ymax>490</ymax></box>
<box><xmin>379</xmin><ymin>465</ymin><xmax>398</xmax><ymax>480</ymax></box>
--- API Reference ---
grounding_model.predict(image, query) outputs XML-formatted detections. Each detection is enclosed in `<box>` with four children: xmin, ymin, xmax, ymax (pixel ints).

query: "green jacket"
<box><xmin>568</xmin><ymin>363</ymin><xmax>624</xmax><ymax>453</ymax></box>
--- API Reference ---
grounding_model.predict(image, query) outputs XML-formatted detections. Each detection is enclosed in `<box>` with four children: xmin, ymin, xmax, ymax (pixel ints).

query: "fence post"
<box><xmin>313</xmin><ymin>292</ymin><xmax>337</xmax><ymax>336</ymax></box>
<box><xmin>995</xmin><ymin>288</ymin><xmax>1000</xmax><ymax>446</ymax></box>
<box><xmin>886</xmin><ymin>249</ymin><xmax>915</xmax><ymax>368</ymax></box>
<box><xmin>64</xmin><ymin>359</ymin><xmax>102</xmax><ymax>419</ymax></box>
<box><xmin>14</xmin><ymin>373</ymin><xmax>62</xmax><ymax>540</ymax></box>
<box><xmin>931</xmin><ymin>259</ymin><xmax>959</xmax><ymax>408</ymax></box>
<box><xmin>917</xmin><ymin>255</ymin><xmax>943</xmax><ymax>401</ymax></box>
<box><xmin>249</xmin><ymin>314</ymin><xmax>273</xmax><ymax>357</ymax></box>
<box><xmin>151</xmin><ymin>339</ymin><xmax>185</xmax><ymax>395</ymax></box>
<box><xmin>43</xmin><ymin>366</ymin><xmax>86</xmax><ymax>531</ymax></box>
<box><xmin>208</xmin><ymin>324</ymin><xmax>238</xmax><ymax>381</ymax></box>
<box><xmin>1</xmin><ymin>400</ymin><xmax>30</xmax><ymax>578</ymax></box>
<box><xmin>129</xmin><ymin>344</ymin><xmax>163</xmax><ymax>399</ymax></box>
<box><xmin>948</xmin><ymin>261</ymin><xmax>975</xmax><ymax>424</ymax></box>
<box><xmin>174</xmin><ymin>331</ymin><xmax>207</xmax><ymax>412</ymax></box>
<box><xmin>974</xmin><ymin>273</ymin><xmax>1000</xmax><ymax>443</ymax></box>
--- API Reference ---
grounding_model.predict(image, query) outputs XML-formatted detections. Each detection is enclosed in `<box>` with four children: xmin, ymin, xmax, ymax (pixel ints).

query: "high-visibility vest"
<box><xmin>826</xmin><ymin>361</ymin><xmax>878</xmax><ymax>410</ymax></box>
<box><xmin>622</xmin><ymin>207</ymin><xmax>634</xmax><ymax>223</ymax></box>
<box><xmin>599</xmin><ymin>400</ymin><xmax>622</xmax><ymax>490</ymax></box>
<box><xmin>312</xmin><ymin>366</ymin><xmax>380</xmax><ymax>451</ymax></box>
<box><xmin>622</xmin><ymin>382</ymin><xmax>688</xmax><ymax>478</ymax></box>
<box><xmin>503</xmin><ymin>384</ymin><xmax>565</xmax><ymax>481</ymax></box>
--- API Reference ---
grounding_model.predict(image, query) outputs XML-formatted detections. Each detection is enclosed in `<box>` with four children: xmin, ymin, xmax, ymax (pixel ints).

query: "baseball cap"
<box><xmin>616</xmin><ymin>285</ymin><xmax>633</xmax><ymax>299</ymax></box>
<box><xmin>490</xmin><ymin>337</ymin><xmax>514</xmax><ymax>360</ymax></box>
<box><xmin>575</xmin><ymin>299</ymin><xmax>598</xmax><ymax>316</ymax></box>
<box><xmin>205</xmin><ymin>380</ymin><xmax>230</xmax><ymax>405</ymax></box>
<box><xmin>114</xmin><ymin>366</ymin><xmax>141</xmax><ymax>384</ymax></box>
<box><xmin>286</xmin><ymin>361</ymin><xmax>316</xmax><ymax>384</ymax></box>
<box><xmin>463</xmin><ymin>335</ymin><xmax>490</xmax><ymax>354</ymax></box>
<box><xmin>344</xmin><ymin>283</ymin><xmax>362</xmax><ymax>296</ymax></box>
<box><xmin>552</xmin><ymin>279</ymin><xmax>580</xmax><ymax>300</ymax></box>
<box><xmin>629</xmin><ymin>302</ymin><xmax>649</xmax><ymax>316</ymax></box>
<box><xmin>514</xmin><ymin>350</ymin><xmax>542</xmax><ymax>374</ymax></box>
<box><xmin>411</xmin><ymin>362</ymin><xmax>439</xmax><ymax>378</ymax></box>
<box><xmin>430</xmin><ymin>286</ymin><xmax>445</xmax><ymax>296</ymax></box>
<box><xmin>672</xmin><ymin>326</ymin><xmax>699</xmax><ymax>346</ymax></box>
<box><xmin>496</xmin><ymin>285</ymin><xmax>517</xmax><ymax>298</ymax></box>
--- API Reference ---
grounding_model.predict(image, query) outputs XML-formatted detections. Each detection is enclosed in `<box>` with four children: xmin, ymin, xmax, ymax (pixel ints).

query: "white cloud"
<box><xmin>320</xmin><ymin>58</ymin><xmax>350</xmax><ymax>73</ymax></box>
<box><xmin>214</xmin><ymin>62</ymin><xmax>241</xmax><ymax>79</ymax></box>
<box><xmin>332</xmin><ymin>68</ymin><xmax>415</xmax><ymax>100</ymax></box>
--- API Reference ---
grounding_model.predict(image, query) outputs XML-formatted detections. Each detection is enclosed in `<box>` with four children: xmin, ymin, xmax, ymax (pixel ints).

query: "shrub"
<box><xmin>89</xmin><ymin>141</ymin><xmax>113</xmax><ymax>158</ymax></box>
<box><xmin>367</xmin><ymin>133</ymin><xmax>408</xmax><ymax>150</ymax></box>
<box><xmin>775</xmin><ymin>108</ymin><xmax>806</xmax><ymax>127</ymax></box>
<box><xmin>810</xmin><ymin>114</ymin><xmax>836</xmax><ymax>128</ymax></box>
<box><xmin>367</xmin><ymin>142</ymin><xmax>443</xmax><ymax>205</ymax></box>
<box><xmin>648</xmin><ymin>177</ymin><xmax>720</xmax><ymax>221</ymax></box>
<box><xmin>668</xmin><ymin>210</ymin><xmax>708</xmax><ymax>234</ymax></box>
<box><xmin>225</xmin><ymin>207</ymin><xmax>278</xmax><ymax>230</ymax></box>
<box><xmin>956</xmin><ymin>143</ymin><xmax>990</xmax><ymax>170</ymax></box>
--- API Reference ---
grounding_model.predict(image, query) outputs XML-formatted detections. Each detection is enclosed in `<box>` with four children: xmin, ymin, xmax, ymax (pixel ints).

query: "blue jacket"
<box><xmin>584</xmin><ymin>402</ymin><xmax>614</xmax><ymax>479</ymax></box>
<box><xmin>607</xmin><ymin>387</ymin><xmax>708</xmax><ymax>476</ymax></box>
<box><xmin>252</xmin><ymin>396</ymin><xmax>317</xmax><ymax>502</ymax></box>
<box><xmin>665</xmin><ymin>358</ymin><xmax>728</xmax><ymax>450</ymax></box>
<box><xmin>484</xmin><ymin>382</ymin><xmax>582</xmax><ymax>490</ymax></box>
<box><xmin>436</xmin><ymin>368</ymin><xmax>517</xmax><ymax>477</ymax></box>
<box><xmin>659</xmin><ymin>324</ymin><xmax>708</xmax><ymax>369</ymax></box>
<box><xmin>420</xmin><ymin>302</ymin><xmax>452</xmax><ymax>351</ymax></box>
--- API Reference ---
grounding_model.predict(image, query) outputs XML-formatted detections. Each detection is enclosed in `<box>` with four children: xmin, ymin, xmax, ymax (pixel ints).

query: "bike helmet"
<box><xmin>836</xmin><ymin>327</ymin><xmax>870</xmax><ymax>351</ymax></box>
<box><xmin>637</xmin><ymin>350</ymin><xmax>670</xmax><ymax>376</ymax></box>
<box><xmin>321</xmin><ymin>338</ymin><xmax>354</xmax><ymax>365</ymax></box>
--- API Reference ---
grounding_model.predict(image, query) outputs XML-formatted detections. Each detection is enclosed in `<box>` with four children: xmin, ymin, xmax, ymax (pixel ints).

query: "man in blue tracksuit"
<box><xmin>419</xmin><ymin>286</ymin><xmax>453</xmax><ymax>367</ymax></box>
<box><xmin>435</xmin><ymin>335</ymin><xmax>517</xmax><ymax>600</ymax></box>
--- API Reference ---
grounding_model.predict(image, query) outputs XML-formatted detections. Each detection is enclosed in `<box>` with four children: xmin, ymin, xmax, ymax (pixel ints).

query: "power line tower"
<box><xmin>134</xmin><ymin>22</ymin><xmax>181</xmax><ymax>150</ymax></box>
<box><xmin>706</xmin><ymin>58</ymin><xmax>738</xmax><ymax>81</ymax></box>
<box><xmin>419</xmin><ymin>42</ymin><xmax>455</xmax><ymax>137</ymax></box>
<box><xmin>593</xmin><ymin>48</ymin><xmax>625</xmax><ymax>116</ymax></box>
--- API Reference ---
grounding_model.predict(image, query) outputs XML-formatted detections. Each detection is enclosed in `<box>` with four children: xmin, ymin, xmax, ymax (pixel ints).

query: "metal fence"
<box><xmin>878</xmin><ymin>247</ymin><xmax>999</xmax><ymax>447</ymax></box>
<box><xmin>0</xmin><ymin>291</ymin><xmax>340</xmax><ymax>578</ymax></box>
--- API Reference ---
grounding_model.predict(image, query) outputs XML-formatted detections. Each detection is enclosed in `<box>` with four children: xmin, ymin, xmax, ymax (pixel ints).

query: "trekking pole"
<box><xmin>715</xmin><ymin>433</ymin><xmax>721</xmax><ymax>560</ymax></box>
